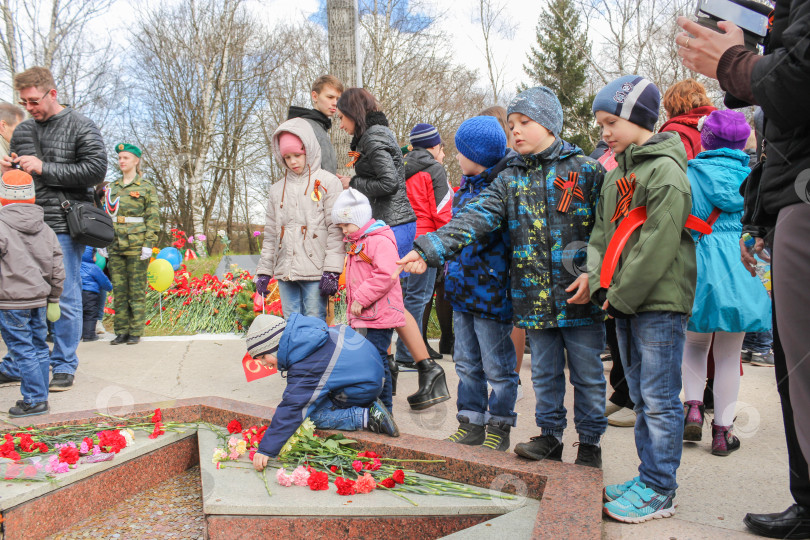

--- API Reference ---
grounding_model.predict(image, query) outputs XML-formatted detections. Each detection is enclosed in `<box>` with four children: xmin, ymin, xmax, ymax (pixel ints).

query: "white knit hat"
<box><xmin>245</xmin><ymin>314</ymin><xmax>286</xmax><ymax>358</ymax></box>
<box><xmin>331</xmin><ymin>188</ymin><xmax>372</xmax><ymax>228</ymax></box>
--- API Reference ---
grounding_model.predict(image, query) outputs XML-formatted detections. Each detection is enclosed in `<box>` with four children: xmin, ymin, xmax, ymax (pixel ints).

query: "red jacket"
<box><xmin>403</xmin><ymin>148</ymin><xmax>452</xmax><ymax>237</ymax></box>
<box><xmin>659</xmin><ymin>105</ymin><xmax>718</xmax><ymax>160</ymax></box>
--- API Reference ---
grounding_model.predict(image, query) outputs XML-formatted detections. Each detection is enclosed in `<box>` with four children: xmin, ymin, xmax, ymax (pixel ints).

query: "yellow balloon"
<box><xmin>147</xmin><ymin>259</ymin><xmax>175</xmax><ymax>292</ymax></box>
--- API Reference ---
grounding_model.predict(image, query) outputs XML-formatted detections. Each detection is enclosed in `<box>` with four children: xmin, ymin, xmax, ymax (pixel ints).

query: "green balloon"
<box><xmin>95</xmin><ymin>254</ymin><xmax>106</xmax><ymax>271</ymax></box>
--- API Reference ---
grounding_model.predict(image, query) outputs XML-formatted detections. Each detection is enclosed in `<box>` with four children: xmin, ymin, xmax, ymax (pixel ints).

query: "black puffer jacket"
<box><xmin>349</xmin><ymin>112</ymin><xmax>415</xmax><ymax>227</ymax></box>
<box><xmin>10</xmin><ymin>108</ymin><xmax>107</xmax><ymax>234</ymax></box>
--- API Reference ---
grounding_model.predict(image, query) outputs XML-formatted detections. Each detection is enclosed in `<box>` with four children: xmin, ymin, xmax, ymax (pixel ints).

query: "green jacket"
<box><xmin>108</xmin><ymin>175</ymin><xmax>160</xmax><ymax>255</ymax></box>
<box><xmin>588</xmin><ymin>133</ymin><xmax>696</xmax><ymax>316</ymax></box>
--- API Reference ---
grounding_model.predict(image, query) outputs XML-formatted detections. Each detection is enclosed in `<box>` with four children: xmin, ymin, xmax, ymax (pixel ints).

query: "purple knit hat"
<box><xmin>700</xmin><ymin>110</ymin><xmax>751</xmax><ymax>151</ymax></box>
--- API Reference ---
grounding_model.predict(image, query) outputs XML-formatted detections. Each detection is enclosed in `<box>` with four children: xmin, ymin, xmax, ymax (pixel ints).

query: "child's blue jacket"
<box><xmin>80</xmin><ymin>246</ymin><xmax>111</xmax><ymax>293</ymax></box>
<box><xmin>257</xmin><ymin>313</ymin><xmax>383</xmax><ymax>457</ymax></box>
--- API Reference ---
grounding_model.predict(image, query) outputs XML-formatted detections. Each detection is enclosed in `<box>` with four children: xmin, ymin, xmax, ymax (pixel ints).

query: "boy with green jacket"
<box><xmin>588</xmin><ymin>75</ymin><xmax>696</xmax><ymax>524</ymax></box>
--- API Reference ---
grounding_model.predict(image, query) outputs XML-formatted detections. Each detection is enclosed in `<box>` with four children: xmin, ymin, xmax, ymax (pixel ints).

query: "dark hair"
<box><xmin>336</xmin><ymin>88</ymin><xmax>380</xmax><ymax>138</ymax></box>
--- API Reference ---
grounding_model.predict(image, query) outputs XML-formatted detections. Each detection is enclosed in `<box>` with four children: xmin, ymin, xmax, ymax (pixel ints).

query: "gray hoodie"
<box><xmin>0</xmin><ymin>204</ymin><xmax>65</xmax><ymax>309</ymax></box>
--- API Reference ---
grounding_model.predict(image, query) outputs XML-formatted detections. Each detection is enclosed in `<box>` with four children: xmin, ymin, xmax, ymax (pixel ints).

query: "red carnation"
<box><xmin>307</xmin><ymin>471</ymin><xmax>329</xmax><ymax>491</ymax></box>
<box><xmin>97</xmin><ymin>430</ymin><xmax>127</xmax><ymax>453</ymax></box>
<box><xmin>33</xmin><ymin>442</ymin><xmax>49</xmax><ymax>453</ymax></box>
<box><xmin>357</xmin><ymin>451</ymin><xmax>379</xmax><ymax>459</ymax></box>
<box><xmin>392</xmin><ymin>469</ymin><xmax>405</xmax><ymax>484</ymax></box>
<box><xmin>227</xmin><ymin>420</ymin><xmax>242</xmax><ymax>434</ymax></box>
<box><xmin>17</xmin><ymin>434</ymin><xmax>34</xmax><ymax>452</ymax></box>
<box><xmin>364</xmin><ymin>457</ymin><xmax>381</xmax><ymax>471</ymax></box>
<box><xmin>152</xmin><ymin>408</ymin><xmax>162</xmax><ymax>423</ymax></box>
<box><xmin>329</xmin><ymin>465</ymin><xmax>338</xmax><ymax>473</ymax></box>
<box><xmin>379</xmin><ymin>478</ymin><xmax>396</xmax><ymax>489</ymax></box>
<box><xmin>58</xmin><ymin>446</ymin><xmax>80</xmax><ymax>465</ymax></box>
<box><xmin>334</xmin><ymin>477</ymin><xmax>356</xmax><ymax>496</ymax></box>
<box><xmin>149</xmin><ymin>422</ymin><xmax>165</xmax><ymax>439</ymax></box>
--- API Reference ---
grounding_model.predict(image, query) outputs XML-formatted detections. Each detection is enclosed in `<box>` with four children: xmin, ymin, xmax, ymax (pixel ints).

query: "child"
<box><xmin>589</xmin><ymin>75</ymin><xmax>695</xmax><ymax>522</ymax></box>
<box><xmin>443</xmin><ymin>116</ymin><xmax>520</xmax><ymax>451</ymax></box>
<box><xmin>397</xmin><ymin>123</ymin><xmax>452</xmax><ymax>368</ymax></box>
<box><xmin>0</xmin><ymin>169</ymin><xmax>64</xmax><ymax>417</ymax></box>
<box><xmin>681</xmin><ymin>110</ymin><xmax>771</xmax><ymax>455</ymax></box>
<box><xmin>331</xmin><ymin>188</ymin><xmax>403</xmax><ymax>413</ymax></box>
<box><xmin>80</xmin><ymin>246</ymin><xmax>112</xmax><ymax>342</ymax></box>
<box><xmin>254</xmin><ymin>118</ymin><xmax>344</xmax><ymax>321</ymax></box>
<box><xmin>399</xmin><ymin>87</ymin><xmax>607</xmax><ymax>463</ymax></box>
<box><xmin>247</xmin><ymin>313</ymin><xmax>398</xmax><ymax>471</ymax></box>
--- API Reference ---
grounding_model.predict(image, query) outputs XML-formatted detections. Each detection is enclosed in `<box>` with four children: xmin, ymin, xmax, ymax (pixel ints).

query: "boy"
<box><xmin>247</xmin><ymin>313</ymin><xmax>398</xmax><ymax>472</ymax></box>
<box><xmin>0</xmin><ymin>169</ymin><xmax>64</xmax><ymax>417</ymax></box>
<box><xmin>287</xmin><ymin>75</ymin><xmax>344</xmax><ymax>174</ymax></box>
<box><xmin>398</xmin><ymin>87</ymin><xmax>607</xmax><ymax>465</ymax></box>
<box><xmin>589</xmin><ymin>75</ymin><xmax>695</xmax><ymax>523</ymax></box>
<box><xmin>80</xmin><ymin>246</ymin><xmax>112</xmax><ymax>342</ymax></box>
<box><xmin>396</xmin><ymin>123</ymin><xmax>452</xmax><ymax>368</ymax></box>
<box><xmin>443</xmin><ymin>116</ymin><xmax>519</xmax><ymax>451</ymax></box>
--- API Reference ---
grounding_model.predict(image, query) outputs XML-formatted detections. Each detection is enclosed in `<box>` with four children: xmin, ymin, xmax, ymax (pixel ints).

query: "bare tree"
<box><xmin>472</xmin><ymin>0</ymin><xmax>516</xmax><ymax>105</ymax></box>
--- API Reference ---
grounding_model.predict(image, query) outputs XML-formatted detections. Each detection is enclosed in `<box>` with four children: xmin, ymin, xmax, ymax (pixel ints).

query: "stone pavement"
<box><xmin>0</xmin><ymin>334</ymin><xmax>789</xmax><ymax>538</ymax></box>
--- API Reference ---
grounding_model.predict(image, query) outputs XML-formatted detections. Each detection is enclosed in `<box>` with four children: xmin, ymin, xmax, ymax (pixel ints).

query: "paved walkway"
<box><xmin>0</xmin><ymin>334</ymin><xmax>786</xmax><ymax>538</ymax></box>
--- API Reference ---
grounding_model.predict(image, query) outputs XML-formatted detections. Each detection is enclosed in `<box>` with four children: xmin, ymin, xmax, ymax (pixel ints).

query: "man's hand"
<box><xmin>337</xmin><ymin>174</ymin><xmax>352</xmax><ymax>190</ymax></box>
<box><xmin>566</xmin><ymin>274</ymin><xmax>591</xmax><ymax>304</ymax></box>
<box><xmin>0</xmin><ymin>152</ymin><xmax>17</xmax><ymax>174</ymax></box>
<box><xmin>253</xmin><ymin>452</ymin><xmax>269</xmax><ymax>471</ymax></box>
<box><xmin>602</xmin><ymin>300</ymin><xmax>612</xmax><ymax>318</ymax></box>
<box><xmin>676</xmin><ymin>17</ymin><xmax>745</xmax><ymax>79</ymax></box>
<box><xmin>394</xmin><ymin>250</ymin><xmax>427</xmax><ymax>278</ymax></box>
<box><xmin>15</xmin><ymin>155</ymin><xmax>43</xmax><ymax>176</ymax></box>
<box><xmin>350</xmin><ymin>300</ymin><xmax>364</xmax><ymax>317</ymax></box>
<box><xmin>741</xmin><ymin>236</ymin><xmax>769</xmax><ymax>277</ymax></box>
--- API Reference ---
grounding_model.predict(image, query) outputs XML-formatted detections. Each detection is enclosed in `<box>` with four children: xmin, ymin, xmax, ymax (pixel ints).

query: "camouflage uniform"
<box><xmin>108</xmin><ymin>175</ymin><xmax>160</xmax><ymax>337</ymax></box>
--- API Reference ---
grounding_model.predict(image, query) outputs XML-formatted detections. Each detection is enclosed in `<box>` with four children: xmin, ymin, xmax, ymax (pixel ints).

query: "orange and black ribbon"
<box><xmin>346</xmin><ymin>151</ymin><xmax>361</xmax><ymax>168</ymax></box>
<box><xmin>610</xmin><ymin>173</ymin><xmax>636</xmax><ymax>222</ymax></box>
<box><xmin>553</xmin><ymin>171</ymin><xmax>585</xmax><ymax>213</ymax></box>
<box><xmin>348</xmin><ymin>242</ymin><xmax>373</xmax><ymax>264</ymax></box>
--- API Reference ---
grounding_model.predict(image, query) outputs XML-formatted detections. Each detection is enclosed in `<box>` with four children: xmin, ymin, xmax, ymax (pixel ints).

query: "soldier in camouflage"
<box><xmin>107</xmin><ymin>143</ymin><xmax>160</xmax><ymax>345</ymax></box>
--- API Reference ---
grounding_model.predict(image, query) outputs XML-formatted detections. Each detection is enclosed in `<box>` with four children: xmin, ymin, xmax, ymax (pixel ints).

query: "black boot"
<box><xmin>111</xmin><ymin>334</ymin><xmax>129</xmax><ymax>345</ymax></box>
<box><xmin>387</xmin><ymin>354</ymin><xmax>398</xmax><ymax>396</ymax></box>
<box><xmin>407</xmin><ymin>358</ymin><xmax>450</xmax><ymax>411</ymax></box>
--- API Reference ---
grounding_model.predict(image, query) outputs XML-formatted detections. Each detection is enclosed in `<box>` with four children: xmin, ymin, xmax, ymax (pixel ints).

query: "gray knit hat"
<box><xmin>246</xmin><ymin>314</ymin><xmax>286</xmax><ymax>358</ymax></box>
<box><xmin>507</xmin><ymin>87</ymin><xmax>564</xmax><ymax>136</ymax></box>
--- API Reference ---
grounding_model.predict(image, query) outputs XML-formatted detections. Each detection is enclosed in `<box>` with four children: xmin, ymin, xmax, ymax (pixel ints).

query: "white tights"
<box><xmin>682</xmin><ymin>331</ymin><xmax>745</xmax><ymax>426</ymax></box>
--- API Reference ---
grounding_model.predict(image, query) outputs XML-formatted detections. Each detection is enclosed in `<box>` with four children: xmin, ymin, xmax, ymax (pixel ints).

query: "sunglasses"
<box><xmin>18</xmin><ymin>90</ymin><xmax>51</xmax><ymax>107</ymax></box>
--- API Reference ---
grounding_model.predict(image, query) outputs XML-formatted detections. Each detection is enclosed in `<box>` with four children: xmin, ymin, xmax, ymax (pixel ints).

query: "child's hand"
<box><xmin>337</xmin><ymin>174</ymin><xmax>352</xmax><ymax>189</ymax></box>
<box><xmin>253</xmin><ymin>452</ymin><xmax>269</xmax><ymax>471</ymax></box>
<box><xmin>350</xmin><ymin>300</ymin><xmax>364</xmax><ymax>316</ymax></box>
<box><xmin>393</xmin><ymin>250</ymin><xmax>427</xmax><ymax>278</ymax></box>
<box><xmin>565</xmin><ymin>274</ymin><xmax>591</xmax><ymax>304</ymax></box>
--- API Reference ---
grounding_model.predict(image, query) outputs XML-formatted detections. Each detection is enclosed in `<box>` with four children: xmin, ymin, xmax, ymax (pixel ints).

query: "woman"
<box><xmin>660</xmin><ymin>78</ymin><xmax>717</xmax><ymax>160</ymax></box>
<box><xmin>335</xmin><ymin>88</ymin><xmax>449</xmax><ymax>411</ymax></box>
<box><xmin>107</xmin><ymin>143</ymin><xmax>160</xmax><ymax>345</ymax></box>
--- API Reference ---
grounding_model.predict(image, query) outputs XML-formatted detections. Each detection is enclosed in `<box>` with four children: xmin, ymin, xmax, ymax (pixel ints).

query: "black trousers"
<box><xmin>81</xmin><ymin>290</ymin><xmax>100</xmax><ymax>340</ymax></box>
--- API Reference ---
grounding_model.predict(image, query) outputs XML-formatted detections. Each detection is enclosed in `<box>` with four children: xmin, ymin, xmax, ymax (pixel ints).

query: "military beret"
<box><xmin>115</xmin><ymin>143</ymin><xmax>142</xmax><ymax>158</ymax></box>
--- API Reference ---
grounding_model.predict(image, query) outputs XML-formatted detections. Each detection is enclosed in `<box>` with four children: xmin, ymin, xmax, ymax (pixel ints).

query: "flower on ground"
<box><xmin>46</xmin><ymin>455</ymin><xmax>69</xmax><ymax>474</ymax></box>
<box><xmin>227</xmin><ymin>420</ymin><xmax>242</xmax><ymax>434</ymax></box>
<box><xmin>151</xmin><ymin>408</ymin><xmax>162</xmax><ymax>423</ymax></box>
<box><xmin>211</xmin><ymin>448</ymin><xmax>228</xmax><ymax>464</ymax></box>
<box><xmin>392</xmin><ymin>469</ymin><xmax>405</xmax><ymax>484</ymax></box>
<box><xmin>351</xmin><ymin>460</ymin><xmax>362</xmax><ymax>473</ymax></box>
<box><xmin>355</xmin><ymin>473</ymin><xmax>376</xmax><ymax>494</ymax></box>
<box><xmin>97</xmin><ymin>430</ymin><xmax>127</xmax><ymax>453</ymax></box>
<box><xmin>58</xmin><ymin>446</ymin><xmax>80</xmax><ymax>465</ymax></box>
<box><xmin>148</xmin><ymin>421</ymin><xmax>165</xmax><ymax>439</ymax></box>
<box><xmin>248</xmin><ymin>448</ymin><xmax>256</xmax><ymax>460</ymax></box>
<box><xmin>364</xmin><ymin>457</ymin><xmax>381</xmax><ymax>471</ymax></box>
<box><xmin>379</xmin><ymin>478</ymin><xmax>396</xmax><ymax>489</ymax></box>
<box><xmin>291</xmin><ymin>466</ymin><xmax>310</xmax><ymax>487</ymax></box>
<box><xmin>307</xmin><ymin>470</ymin><xmax>329</xmax><ymax>491</ymax></box>
<box><xmin>335</xmin><ymin>477</ymin><xmax>356</xmax><ymax>496</ymax></box>
<box><xmin>357</xmin><ymin>451</ymin><xmax>378</xmax><ymax>459</ymax></box>
<box><xmin>121</xmin><ymin>429</ymin><xmax>135</xmax><ymax>446</ymax></box>
<box><xmin>276</xmin><ymin>468</ymin><xmax>293</xmax><ymax>487</ymax></box>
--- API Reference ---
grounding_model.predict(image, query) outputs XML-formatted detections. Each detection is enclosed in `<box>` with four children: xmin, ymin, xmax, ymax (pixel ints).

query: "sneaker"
<box><xmin>367</xmin><ymin>400</ymin><xmax>399</xmax><ymax>437</ymax></box>
<box><xmin>604</xmin><ymin>476</ymin><xmax>640</xmax><ymax>502</ymax></box>
<box><xmin>514</xmin><ymin>434</ymin><xmax>563</xmax><ymax>462</ymax></box>
<box><xmin>573</xmin><ymin>442</ymin><xmax>602</xmax><ymax>468</ymax></box>
<box><xmin>605</xmin><ymin>401</ymin><xmax>623</xmax><ymax>417</ymax></box>
<box><xmin>49</xmin><ymin>373</ymin><xmax>74</xmax><ymax>392</ymax></box>
<box><xmin>750</xmin><ymin>350</ymin><xmax>775</xmax><ymax>367</ymax></box>
<box><xmin>446</xmin><ymin>417</ymin><xmax>486</xmax><ymax>445</ymax></box>
<box><xmin>0</xmin><ymin>371</ymin><xmax>21</xmax><ymax>386</ymax></box>
<box><xmin>603</xmin><ymin>482</ymin><xmax>676</xmax><ymax>523</ymax></box>
<box><xmin>683</xmin><ymin>400</ymin><xmax>705</xmax><ymax>441</ymax></box>
<box><xmin>481</xmin><ymin>422</ymin><xmax>510</xmax><ymax>451</ymax></box>
<box><xmin>711</xmin><ymin>422</ymin><xmax>741</xmax><ymax>456</ymax></box>
<box><xmin>9</xmin><ymin>401</ymin><xmax>49</xmax><ymax>418</ymax></box>
<box><xmin>741</xmin><ymin>348</ymin><xmax>752</xmax><ymax>363</ymax></box>
<box><xmin>96</xmin><ymin>320</ymin><xmax>106</xmax><ymax>334</ymax></box>
<box><xmin>607</xmin><ymin>407</ymin><xmax>636</xmax><ymax>427</ymax></box>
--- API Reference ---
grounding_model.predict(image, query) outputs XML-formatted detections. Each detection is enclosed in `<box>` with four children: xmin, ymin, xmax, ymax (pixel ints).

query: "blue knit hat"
<box><xmin>455</xmin><ymin>116</ymin><xmax>507</xmax><ymax>169</ymax></box>
<box><xmin>506</xmin><ymin>87</ymin><xmax>563</xmax><ymax>136</ymax></box>
<box><xmin>592</xmin><ymin>75</ymin><xmax>661</xmax><ymax>132</ymax></box>
<box><xmin>409</xmin><ymin>123</ymin><xmax>442</xmax><ymax>149</ymax></box>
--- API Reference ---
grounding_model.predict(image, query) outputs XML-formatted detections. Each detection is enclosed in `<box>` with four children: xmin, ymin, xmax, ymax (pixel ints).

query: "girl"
<box><xmin>335</xmin><ymin>88</ymin><xmax>449</xmax><ymax>411</ymax></box>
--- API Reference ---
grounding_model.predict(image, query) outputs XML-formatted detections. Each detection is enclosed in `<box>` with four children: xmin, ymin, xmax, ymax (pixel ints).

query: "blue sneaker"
<box><xmin>603</xmin><ymin>482</ymin><xmax>676</xmax><ymax>523</ymax></box>
<box><xmin>603</xmin><ymin>476</ymin><xmax>640</xmax><ymax>502</ymax></box>
<box><xmin>367</xmin><ymin>400</ymin><xmax>399</xmax><ymax>437</ymax></box>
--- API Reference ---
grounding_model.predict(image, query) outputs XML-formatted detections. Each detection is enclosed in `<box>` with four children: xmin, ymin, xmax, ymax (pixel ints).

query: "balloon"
<box><xmin>95</xmin><ymin>255</ymin><xmax>106</xmax><ymax>271</ymax></box>
<box><xmin>147</xmin><ymin>259</ymin><xmax>175</xmax><ymax>292</ymax></box>
<box><xmin>156</xmin><ymin>247</ymin><xmax>182</xmax><ymax>271</ymax></box>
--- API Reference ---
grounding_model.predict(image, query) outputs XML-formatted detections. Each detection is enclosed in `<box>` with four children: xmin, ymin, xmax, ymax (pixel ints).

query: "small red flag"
<box><xmin>242</xmin><ymin>352</ymin><xmax>276</xmax><ymax>382</ymax></box>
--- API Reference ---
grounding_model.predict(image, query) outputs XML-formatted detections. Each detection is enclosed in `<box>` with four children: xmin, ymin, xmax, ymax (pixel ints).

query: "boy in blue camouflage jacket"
<box><xmin>399</xmin><ymin>87</ymin><xmax>607</xmax><ymax>467</ymax></box>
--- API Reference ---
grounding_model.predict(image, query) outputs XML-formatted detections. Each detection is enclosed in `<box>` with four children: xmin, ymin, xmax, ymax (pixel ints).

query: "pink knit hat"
<box><xmin>278</xmin><ymin>132</ymin><xmax>305</xmax><ymax>156</ymax></box>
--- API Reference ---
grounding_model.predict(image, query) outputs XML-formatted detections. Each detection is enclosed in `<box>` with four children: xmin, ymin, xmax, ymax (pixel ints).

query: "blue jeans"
<box><xmin>0</xmin><ymin>308</ymin><xmax>50</xmax><ymax>404</ymax></box>
<box><xmin>616</xmin><ymin>311</ymin><xmax>688</xmax><ymax>497</ymax></box>
<box><xmin>743</xmin><ymin>330</ymin><xmax>772</xmax><ymax>354</ymax></box>
<box><xmin>391</xmin><ymin>221</ymin><xmax>416</xmax><ymax>278</ymax></box>
<box><xmin>277</xmin><ymin>280</ymin><xmax>326</xmax><ymax>320</ymax></box>
<box><xmin>51</xmin><ymin>234</ymin><xmax>84</xmax><ymax>375</ymax></box>
<box><xmin>309</xmin><ymin>396</ymin><xmax>367</xmax><ymax>431</ymax></box>
<box><xmin>527</xmin><ymin>322</ymin><xmax>607</xmax><ymax>445</ymax></box>
<box><xmin>453</xmin><ymin>312</ymin><xmax>518</xmax><ymax>426</ymax></box>
<box><xmin>396</xmin><ymin>266</ymin><xmax>437</xmax><ymax>364</ymax></box>
<box><xmin>357</xmin><ymin>328</ymin><xmax>394</xmax><ymax>412</ymax></box>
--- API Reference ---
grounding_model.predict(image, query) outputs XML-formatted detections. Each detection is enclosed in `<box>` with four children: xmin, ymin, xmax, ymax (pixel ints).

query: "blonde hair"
<box><xmin>479</xmin><ymin>106</ymin><xmax>515</xmax><ymax>148</ymax></box>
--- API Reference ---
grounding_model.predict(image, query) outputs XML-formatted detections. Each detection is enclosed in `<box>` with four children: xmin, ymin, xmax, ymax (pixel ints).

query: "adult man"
<box><xmin>287</xmin><ymin>75</ymin><xmax>343</xmax><ymax>174</ymax></box>
<box><xmin>0</xmin><ymin>66</ymin><xmax>107</xmax><ymax>391</ymax></box>
<box><xmin>677</xmin><ymin>3</ymin><xmax>810</xmax><ymax>538</ymax></box>
<box><xmin>0</xmin><ymin>103</ymin><xmax>24</xmax><ymax>157</ymax></box>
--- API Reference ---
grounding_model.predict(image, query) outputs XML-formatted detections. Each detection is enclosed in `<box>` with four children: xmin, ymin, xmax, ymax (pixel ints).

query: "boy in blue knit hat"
<box><xmin>398</xmin><ymin>87</ymin><xmax>607</xmax><ymax>463</ymax></box>
<box><xmin>589</xmin><ymin>75</ymin><xmax>695</xmax><ymax>523</ymax></box>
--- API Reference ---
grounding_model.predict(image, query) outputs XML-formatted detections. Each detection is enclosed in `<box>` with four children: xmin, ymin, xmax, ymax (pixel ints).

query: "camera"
<box><xmin>694</xmin><ymin>0</ymin><xmax>772</xmax><ymax>52</ymax></box>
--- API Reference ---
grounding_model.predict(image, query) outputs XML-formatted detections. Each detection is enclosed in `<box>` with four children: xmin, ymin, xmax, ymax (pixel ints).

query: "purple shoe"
<box><xmin>683</xmin><ymin>400</ymin><xmax>705</xmax><ymax>441</ymax></box>
<box><xmin>712</xmin><ymin>422</ymin><xmax>740</xmax><ymax>456</ymax></box>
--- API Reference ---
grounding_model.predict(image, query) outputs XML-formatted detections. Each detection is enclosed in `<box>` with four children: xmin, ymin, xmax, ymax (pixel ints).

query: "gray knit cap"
<box><xmin>507</xmin><ymin>87</ymin><xmax>564</xmax><ymax>136</ymax></box>
<box><xmin>246</xmin><ymin>314</ymin><xmax>286</xmax><ymax>358</ymax></box>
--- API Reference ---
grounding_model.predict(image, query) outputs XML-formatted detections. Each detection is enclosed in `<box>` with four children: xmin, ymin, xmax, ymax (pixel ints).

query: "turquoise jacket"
<box><xmin>687</xmin><ymin>149</ymin><xmax>771</xmax><ymax>333</ymax></box>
